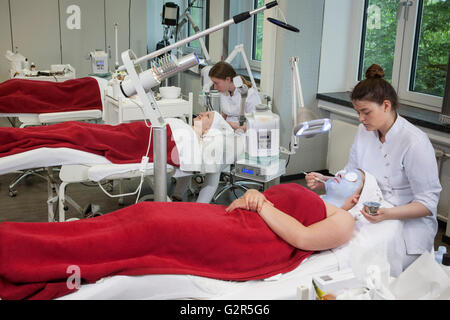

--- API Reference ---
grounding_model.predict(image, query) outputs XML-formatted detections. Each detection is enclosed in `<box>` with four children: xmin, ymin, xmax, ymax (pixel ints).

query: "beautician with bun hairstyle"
<box><xmin>305</xmin><ymin>64</ymin><xmax>442</xmax><ymax>269</ymax></box>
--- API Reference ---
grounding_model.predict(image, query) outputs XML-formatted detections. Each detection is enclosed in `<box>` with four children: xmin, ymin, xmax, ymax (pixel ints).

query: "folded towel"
<box><xmin>0</xmin><ymin>183</ymin><xmax>326</xmax><ymax>300</ymax></box>
<box><xmin>0</xmin><ymin>77</ymin><xmax>102</xmax><ymax>114</ymax></box>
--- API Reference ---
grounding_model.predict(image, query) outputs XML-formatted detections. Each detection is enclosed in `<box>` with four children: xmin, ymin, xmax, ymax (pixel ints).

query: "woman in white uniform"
<box><xmin>305</xmin><ymin>64</ymin><xmax>442</xmax><ymax>270</ymax></box>
<box><xmin>208</xmin><ymin>61</ymin><xmax>261</xmax><ymax>131</ymax></box>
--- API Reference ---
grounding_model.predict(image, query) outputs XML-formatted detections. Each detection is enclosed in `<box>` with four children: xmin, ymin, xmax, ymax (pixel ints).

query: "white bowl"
<box><xmin>159</xmin><ymin>86</ymin><xmax>181</xmax><ymax>99</ymax></box>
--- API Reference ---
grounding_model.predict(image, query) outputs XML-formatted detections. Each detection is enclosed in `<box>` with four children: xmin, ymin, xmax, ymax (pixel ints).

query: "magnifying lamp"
<box><xmin>282</xmin><ymin>57</ymin><xmax>331</xmax><ymax>155</ymax></box>
<box><xmin>267</xmin><ymin>6</ymin><xmax>300</xmax><ymax>33</ymax></box>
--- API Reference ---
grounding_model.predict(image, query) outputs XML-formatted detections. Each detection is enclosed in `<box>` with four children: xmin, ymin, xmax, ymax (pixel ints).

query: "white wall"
<box><xmin>318</xmin><ymin>0</ymin><xmax>363</xmax><ymax>93</ymax></box>
<box><xmin>269</xmin><ymin>0</ymin><xmax>327</xmax><ymax>175</ymax></box>
<box><xmin>0</xmin><ymin>0</ymin><xmax>147</xmax><ymax>81</ymax></box>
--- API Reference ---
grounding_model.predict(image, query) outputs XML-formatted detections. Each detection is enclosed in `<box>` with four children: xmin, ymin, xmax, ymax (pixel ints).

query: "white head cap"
<box><xmin>208</xmin><ymin>111</ymin><xmax>233</xmax><ymax>134</ymax></box>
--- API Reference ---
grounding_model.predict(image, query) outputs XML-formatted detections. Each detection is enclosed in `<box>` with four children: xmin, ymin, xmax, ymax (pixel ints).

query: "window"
<box><xmin>185</xmin><ymin>0</ymin><xmax>208</xmax><ymax>56</ymax></box>
<box><xmin>359</xmin><ymin>0</ymin><xmax>449</xmax><ymax>111</ymax></box>
<box><xmin>252</xmin><ymin>0</ymin><xmax>265</xmax><ymax>62</ymax></box>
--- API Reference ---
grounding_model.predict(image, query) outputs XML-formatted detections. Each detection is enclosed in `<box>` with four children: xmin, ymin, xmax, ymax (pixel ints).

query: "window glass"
<box><xmin>252</xmin><ymin>0</ymin><xmax>265</xmax><ymax>61</ymax></box>
<box><xmin>410</xmin><ymin>0</ymin><xmax>449</xmax><ymax>97</ymax></box>
<box><xmin>359</xmin><ymin>0</ymin><xmax>399</xmax><ymax>83</ymax></box>
<box><xmin>187</xmin><ymin>0</ymin><xmax>206</xmax><ymax>49</ymax></box>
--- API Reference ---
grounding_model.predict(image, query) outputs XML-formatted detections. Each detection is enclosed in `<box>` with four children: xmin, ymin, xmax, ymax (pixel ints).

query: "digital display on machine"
<box><xmin>242</xmin><ymin>168</ymin><xmax>254</xmax><ymax>175</ymax></box>
<box><xmin>96</xmin><ymin>61</ymin><xmax>104</xmax><ymax>66</ymax></box>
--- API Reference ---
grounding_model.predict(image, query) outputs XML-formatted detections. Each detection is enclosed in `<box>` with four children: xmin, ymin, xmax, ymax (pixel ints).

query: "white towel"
<box><xmin>332</xmin><ymin>170</ymin><xmax>405</xmax><ymax>277</ymax></box>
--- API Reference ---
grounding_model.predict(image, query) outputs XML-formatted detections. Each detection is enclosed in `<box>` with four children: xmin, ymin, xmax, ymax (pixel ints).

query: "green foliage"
<box><xmin>362</xmin><ymin>0</ymin><xmax>449</xmax><ymax>97</ymax></box>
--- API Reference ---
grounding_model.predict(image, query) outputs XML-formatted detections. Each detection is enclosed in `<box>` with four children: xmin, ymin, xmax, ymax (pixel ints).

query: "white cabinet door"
<box><xmin>59</xmin><ymin>0</ymin><xmax>106</xmax><ymax>77</ymax></box>
<box><xmin>105</xmin><ymin>0</ymin><xmax>130</xmax><ymax>70</ymax></box>
<box><xmin>105</xmin><ymin>0</ymin><xmax>147</xmax><ymax>69</ymax></box>
<box><xmin>9</xmin><ymin>0</ymin><xmax>61</xmax><ymax>71</ymax></box>
<box><xmin>129</xmin><ymin>0</ymin><xmax>147</xmax><ymax>59</ymax></box>
<box><xmin>0</xmin><ymin>0</ymin><xmax>12</xmax><ymax>81</ymax></box>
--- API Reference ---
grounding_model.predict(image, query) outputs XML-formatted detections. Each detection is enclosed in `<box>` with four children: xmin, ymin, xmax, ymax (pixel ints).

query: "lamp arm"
<box><xmin>118</xmin><ymin>1</ymin><xmax>279</xmax><ymax>71</ymax></box>
<box><xmin>225</xmin><ymin>44</ymin><xmax>257</xmax><ymax>90</ymax></box>
<box><xmin>185</xmin><ymin>12</ymin><xmax>211</xmax><ymax>64</ymax></box>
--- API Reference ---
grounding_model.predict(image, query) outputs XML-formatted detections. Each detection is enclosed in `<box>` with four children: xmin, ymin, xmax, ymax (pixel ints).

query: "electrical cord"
<box><xmin>97</xmin><ymin>97</ymin><xmax>154</xmax><ymax>203</ymax></box>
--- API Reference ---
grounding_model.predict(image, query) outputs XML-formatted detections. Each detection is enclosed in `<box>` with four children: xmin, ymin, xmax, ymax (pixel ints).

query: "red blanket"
<box><xmin>0</xmin><ymin>77</ymin><xmax>102</xmax><ymax>114</ymax></box>
<box><xmin>0</xmin><ymin>184</ymin><xmax>326</xmax><ymax>300</ymax></box>
<box><xmin>0</xmin><ymin>121</ymin><xmax>179</xmax><ymax>166</ymax></box>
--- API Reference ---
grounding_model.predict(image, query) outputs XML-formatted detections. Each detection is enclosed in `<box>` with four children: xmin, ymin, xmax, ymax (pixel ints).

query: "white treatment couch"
<box><xmin>0</xmin><ymin>76</ymin><xmax>107</xmax><ymax>128</ymax></box>
<box><xmin>0</xmin><ymin>118</ymin><xmax>245</xmax><ymax>222</ymax></box>
<box><xmin>1</xmin><ymin>77</ymin><xmax>108</xmax><ymax>197</ymax></box>
<box><xmin>59</xmin><ymin>212</ymin><xmax>405</xmax><ymax>300</ymax></box>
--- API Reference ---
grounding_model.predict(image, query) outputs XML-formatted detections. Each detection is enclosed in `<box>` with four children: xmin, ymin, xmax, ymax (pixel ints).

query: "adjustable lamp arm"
<box><xmin>225</xmin><ymin>44</ymin><xmax>257</xmax><ymax>90</ymax></box>
<box><xmin>117</xmin><ymin>1</ymin><xmax>278</xmax><ymax>72</ymax></box>
<box><xmin>185</xmin><ymin>12</ymin><xmax>211</xmax><ymax>64</ymax></box>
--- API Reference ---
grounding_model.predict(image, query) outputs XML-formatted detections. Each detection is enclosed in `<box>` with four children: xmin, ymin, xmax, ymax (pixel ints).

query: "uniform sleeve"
<box><xmin>403</xmin><ymin>135</ymin><xmax>442</xmax><ymax>216</ymax></box>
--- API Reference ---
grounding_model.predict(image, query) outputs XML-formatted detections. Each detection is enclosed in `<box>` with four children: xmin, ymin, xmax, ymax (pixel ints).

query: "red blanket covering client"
<box><xmin>0</xmin><ymin>184</ymin><xmax>326</xmax><ymax>300</ymax></box>
<box><xmin>0</xmin><ymin>120</ymin><xmax>178</xmax><ymax>166</ymax></box>
<box><xmin>0</xmin><ymin>77</ymin><xmax>102</xmax><ymax>114</ymax></box>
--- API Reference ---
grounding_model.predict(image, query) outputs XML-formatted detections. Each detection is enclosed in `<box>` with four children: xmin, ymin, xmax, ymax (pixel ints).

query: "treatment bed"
<box><xmin>0</xmin><ymin>76</ymin><xmax>109</xmax><ymax>196</ymax></box>
<box><xmin>57</xmin><ymin>211</ymin><xmax>405</xmax><ymax>300</ymax></box>
<box><xmin>0</xmin><ymin>118</ymin><xmax>244</xmax><ymax>221</ymax></box>
<box><xmin>0</xmin><ymin>179</ymin><xmax>405</xmax><ymax>301</ymax></box>
<box><xmin>57</xmin><ymin>170</ymin><xmax>407</xmax><ymax>300</ymax></box>
<box><xmin>0</xmin><ymin>76</ymin><xmax>108</xmax><ymax>127</ymax></box>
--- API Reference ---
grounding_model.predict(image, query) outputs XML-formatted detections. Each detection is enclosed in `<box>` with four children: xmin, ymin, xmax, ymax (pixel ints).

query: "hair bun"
<box><xmin>365</xmin><ymin>64</ymin><xmax>385</xmax><ymax>79</ymax></box>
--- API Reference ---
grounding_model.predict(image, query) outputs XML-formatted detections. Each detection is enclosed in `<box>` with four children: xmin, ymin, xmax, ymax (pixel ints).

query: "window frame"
<box><xmin>183</xmin><ymin>0</ymin><xmax>209</xmax><ymax>59</ymax></box>
<box><xmin>249</xmin><ymin>0</ymin><xmax>264</xmax><ymax>70</ymax></box>
<box><xmin>357</xmin><ymin>0</ymin><xmax>445</xmax><ymax>112</ymax></box>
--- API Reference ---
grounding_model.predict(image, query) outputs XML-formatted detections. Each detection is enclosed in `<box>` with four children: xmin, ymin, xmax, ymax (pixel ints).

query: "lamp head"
<box><xmin>267</xmin><ymin>17</ymin><xmax>300</xmax><ymax>33</ymax></box>
<box><xmin>294</xmin><ymin>108</ymin><xmax>331</xmax><ymax>138</ymax></box>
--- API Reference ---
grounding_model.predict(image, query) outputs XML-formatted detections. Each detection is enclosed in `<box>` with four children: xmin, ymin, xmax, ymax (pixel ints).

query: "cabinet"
<box><xmin>103</xmin><ymin>93</ymin><xmax>194</xmax><ymax>126</ymax></box>
<box><xmin>9</xmin><ymin>0</ymin><xmax>61</xmax><ymax>72</ymax></box>
<box><xmin>0</xmin><ymin>0</ymin><xmax>12</xmax><ymax>81</ymax></box>
<box><xmin>1</xmin><ymin>0</ymin><xmax>147</xmax><ymax>81</ymax></box>
<box><xmin>60</xmin><ymin>0</ymin><xmax>106</xmax><ymax>77</ymax></box>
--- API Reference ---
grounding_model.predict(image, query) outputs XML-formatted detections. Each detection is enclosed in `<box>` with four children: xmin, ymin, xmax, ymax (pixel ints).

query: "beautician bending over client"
<box><xmin>305</xmin><ymin>64</ymin><xmax>442</xmax><ymax>269</ymax></box>
<box><xmin>209</xmin><ymin>61</ymin><xmax>262</xmax><ymax>132</ymax></box>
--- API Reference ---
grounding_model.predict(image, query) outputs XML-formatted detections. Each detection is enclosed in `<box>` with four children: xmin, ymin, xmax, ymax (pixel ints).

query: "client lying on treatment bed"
<box><xmin>0</xmin><ymin>110</ymin><xmax>238</xmax><ymax>180</ymax></box>
<box><xmin>0</xmin><ymin>168</ymin><xmax>388</xmax><ymax>300</ymax></box>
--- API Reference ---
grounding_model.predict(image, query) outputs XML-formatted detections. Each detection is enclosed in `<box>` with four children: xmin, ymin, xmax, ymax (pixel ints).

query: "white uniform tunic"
<box><xmin>344</xmin><ymin>115</ymin><xmax>442</xmax><ymax>255</ymax></box>
<box><xmin>220</xmin><ymin>87</ymin><xmax>261</xmax><ymax>124</ymax></box>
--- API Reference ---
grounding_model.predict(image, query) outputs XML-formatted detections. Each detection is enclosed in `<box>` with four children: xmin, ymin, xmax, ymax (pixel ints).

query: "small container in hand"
<box><xmin>363</xmin><ymin>201</ymin><xmax>380</xmax><ymax>215</ymax></box>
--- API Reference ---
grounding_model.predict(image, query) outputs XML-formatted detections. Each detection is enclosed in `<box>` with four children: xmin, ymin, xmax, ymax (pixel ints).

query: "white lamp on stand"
<box><xmin>281</xmin><ymin>57</ymin><xmax>332</xmax><ymax>156</ymax></box>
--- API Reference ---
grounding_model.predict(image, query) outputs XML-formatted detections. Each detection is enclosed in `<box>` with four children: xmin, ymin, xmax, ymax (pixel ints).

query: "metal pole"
<box><xmin>153</xmin><ymin>126</ymin><xmax>167</xmax><ymax>202</ymax></box>
<box><xmin>118</xmin><ymin>1</ymin><xmax>279</xmax><ymax>71</ymax></box>
<box><xmin>118</xmin><ymin>19</ymin><xmax>235</xmax><ymax>71</ymax></box>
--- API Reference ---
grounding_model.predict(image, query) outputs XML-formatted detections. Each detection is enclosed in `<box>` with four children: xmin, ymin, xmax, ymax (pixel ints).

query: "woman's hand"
<box><xmin>242</xmin><ymin>189</ymin><xmax>273</xmax><ymax>212</ymax></box>
<box><xmin>225</xmin><ymin>189</ymin><xmax>273</xmax><ymax>213</ymax></box>
<box><xmin>360</xmin><ymin>206</ymin><xmax>388</xmax><ymax>223</ymax></box>
<box><xmin>225</xmin><ymin>198</ymin><xmax>248</xmax><ymax>212</ymax></box>
<box><xmin>305</xmin><ymin>172</ymin><xmax>327</xmax><ymax>191</ymax></box>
